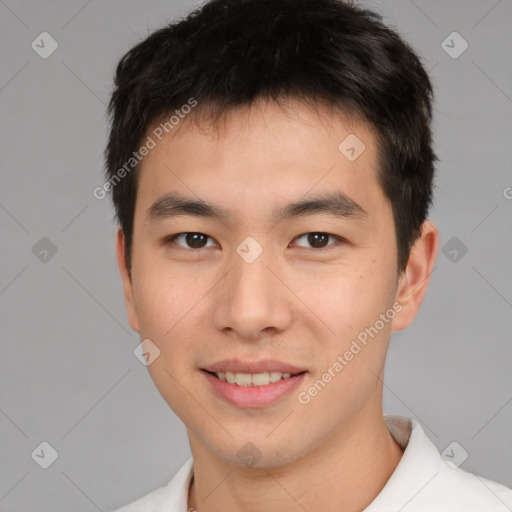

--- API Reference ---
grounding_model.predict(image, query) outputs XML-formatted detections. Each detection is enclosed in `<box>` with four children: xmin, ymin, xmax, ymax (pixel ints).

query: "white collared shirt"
<box><xmin>111</xmin><ymin>415</ymin><xmax>512</xmax><ymax>511</ymax></box>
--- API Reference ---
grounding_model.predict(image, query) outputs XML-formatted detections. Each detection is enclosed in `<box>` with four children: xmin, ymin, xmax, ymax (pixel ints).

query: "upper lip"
<box><xmin>203</xmin><ymin>359</ymin><xmax>307</xmax><ymax>375</ymax></box>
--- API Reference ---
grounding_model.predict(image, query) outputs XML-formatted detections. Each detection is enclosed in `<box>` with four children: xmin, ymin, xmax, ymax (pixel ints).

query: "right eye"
<box><xmin>165</xmin><ymin>232</ymin><xmax>217</xmax><ymax>250</ymax></box>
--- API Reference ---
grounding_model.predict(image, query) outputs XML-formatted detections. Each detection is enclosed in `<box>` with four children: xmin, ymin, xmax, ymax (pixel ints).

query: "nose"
<box><xmin>210</xmin><ymin>244</ymin><xmax>293</xmax><ymax>341</ymax></box>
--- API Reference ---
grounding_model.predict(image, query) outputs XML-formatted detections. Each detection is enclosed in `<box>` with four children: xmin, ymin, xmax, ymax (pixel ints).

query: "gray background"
<box><xmin>0</xmin><ymin>0</ymin><xmax>511</xmax><ymax>510</ymax></box>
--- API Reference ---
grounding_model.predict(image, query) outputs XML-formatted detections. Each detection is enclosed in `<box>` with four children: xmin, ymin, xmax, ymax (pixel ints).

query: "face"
<box><xmin>117</xmin><ymin>98</ymin><xmax>431</xmax><ymax>468</ymax></box>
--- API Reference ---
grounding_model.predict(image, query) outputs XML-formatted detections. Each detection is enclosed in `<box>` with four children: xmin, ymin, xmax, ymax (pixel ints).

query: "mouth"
<box><xmin>202</xmin><ymin>369</ymin><xmax>307</xmax><ymax>387</ymax></box>
<box><xmin>201</xmin><ymin>368</ymin><xmax>308</xmax><ymax>408</ymax></box>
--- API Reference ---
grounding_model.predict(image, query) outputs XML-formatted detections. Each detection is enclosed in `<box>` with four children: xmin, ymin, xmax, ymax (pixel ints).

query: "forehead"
<box><xmin>135</xmin><ymin>97</ymin><xmax>387</xmax><ymax>225</ymax></box>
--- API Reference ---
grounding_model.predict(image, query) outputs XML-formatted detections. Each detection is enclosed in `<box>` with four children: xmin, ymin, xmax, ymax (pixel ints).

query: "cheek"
<box><xmin>301</xmin><ymin>263</ymin><xmax>395</xmax><ymax>382</ymax></box>
<box><xmin>299</xmin><ymin>263</ymin><xmax>390</xmax><ymax>335</ymax></box>
<box><xmin>132</xmin><ymin>265</ymin><xmax>204</xmax><ymax>413</ymax></box>
<box><xmin>131</xmin><ymin>258</ymin><xmax>206</xmax><ymax>337</ymax></box>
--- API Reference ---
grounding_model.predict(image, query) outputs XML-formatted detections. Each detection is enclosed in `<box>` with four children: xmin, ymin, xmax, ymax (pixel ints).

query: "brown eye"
<box><xmin>294</xmin><ymin>232</ymin><xmax>341</xmax><ymax>249</ymax></box>
<box><xmin>169</xmin><ymin>232</ymin><xmax>215</xmax><ymax>249</ymax></box>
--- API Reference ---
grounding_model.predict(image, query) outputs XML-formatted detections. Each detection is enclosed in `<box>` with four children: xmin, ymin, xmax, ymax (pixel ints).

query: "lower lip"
<box><xmin>202</xmin><ymin>370</ymin><xmax>307</xmax><ymax>408</ymax></box>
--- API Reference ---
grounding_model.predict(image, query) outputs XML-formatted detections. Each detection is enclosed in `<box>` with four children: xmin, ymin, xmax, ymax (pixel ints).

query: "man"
<box><xmin>104</xmin><ymin>0</ymin><xmax>512</xmax><ymax>510</ymax></box>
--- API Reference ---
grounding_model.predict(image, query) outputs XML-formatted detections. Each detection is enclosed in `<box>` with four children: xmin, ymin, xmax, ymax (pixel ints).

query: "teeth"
<box><xmin>215</xmin><ymin>371</ymin><xmax>294</xmax><ymax>386</ymax></box>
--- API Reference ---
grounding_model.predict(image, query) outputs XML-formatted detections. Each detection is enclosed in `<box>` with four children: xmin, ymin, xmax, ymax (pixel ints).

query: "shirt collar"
<box><xmin>364</xmin><ymin>414</ymin><xmax>446</xmax><ymax>510</ymax></box>
<box><xmin>154</xmin><ymin>414</ymin><xmax>457</xmax><ymax>511</ymax></box>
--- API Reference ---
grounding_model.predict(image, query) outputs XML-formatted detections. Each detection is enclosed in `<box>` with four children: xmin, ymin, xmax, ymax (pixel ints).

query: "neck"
<box><xmin>187</xmin><ymin>404</ymin><xmax>404</xmax><ymax>512</ymax></box>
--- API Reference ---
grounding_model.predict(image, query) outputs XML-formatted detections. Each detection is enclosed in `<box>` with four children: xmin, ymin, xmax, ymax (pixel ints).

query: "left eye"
<box><xmin>293</xmin><ymin>232</ymin><xmax>342</xmax><ymax>250</ymax></box>
<box><xmin>166</xmin><ymin>232</ymin><xmax>342</xmax><ymax>250</ymax></box>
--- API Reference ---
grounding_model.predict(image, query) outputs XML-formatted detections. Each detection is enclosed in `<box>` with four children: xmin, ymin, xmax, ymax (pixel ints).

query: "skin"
<box><xmin>116</xmin><ymin>97</ymin><xmax>438</xmax><ymax>512</ymax></box>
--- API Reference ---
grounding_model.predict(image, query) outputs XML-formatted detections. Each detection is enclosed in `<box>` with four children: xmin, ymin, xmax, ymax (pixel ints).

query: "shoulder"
<box><xmin>371</xmin><ymin>415</ymin><xmax>512</xmax><ymax>511</ymax></box>
<box><xmin>108</xmin><ymin>458</ymin><xmax>194</xmax><ymax>512</ymax></box>
<box><xmin>109</xmin><ymin>485</ymin><xmax>167</xmax><ymax>512</ymax></box>
<box><xmin>414</xmin><ymin>466</ymin><xmax>512</xmax><ymax>510</ymax></box>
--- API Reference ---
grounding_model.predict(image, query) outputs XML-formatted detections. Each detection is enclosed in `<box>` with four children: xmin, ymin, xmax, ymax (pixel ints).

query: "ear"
<box><xmin>116</xmin><ymin>228</ymin><xmax>140</xmax><ymax>333</ymax></box>
<box><xmin>391</xmin><ymin>220</ymin><xmax>439</xmax><ymax>332</ymax></box>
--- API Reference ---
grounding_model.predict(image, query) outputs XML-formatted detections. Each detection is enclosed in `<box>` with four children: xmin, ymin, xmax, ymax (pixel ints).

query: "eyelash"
<box><xmin>164</xmin><ymin>232</ymin><xmax>346</xmax><ymax>251</ymax></box>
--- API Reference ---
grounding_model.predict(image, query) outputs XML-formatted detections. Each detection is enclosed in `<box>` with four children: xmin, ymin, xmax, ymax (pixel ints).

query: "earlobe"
<box><xmin>116</xmin><ymin>228</ymin><xmax>140</xmax><ymax>333</ymax></box>
<box><xmin>391</xmin><ymin>220</ymin><xmax>439</xmax><ymax>332</ymax></box>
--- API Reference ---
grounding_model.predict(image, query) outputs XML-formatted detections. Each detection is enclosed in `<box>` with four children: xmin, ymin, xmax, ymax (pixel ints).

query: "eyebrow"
<box><xmin>146</xmin><ymin>191</ymin><xmax>368</xmax><ymax>224</ymax></box>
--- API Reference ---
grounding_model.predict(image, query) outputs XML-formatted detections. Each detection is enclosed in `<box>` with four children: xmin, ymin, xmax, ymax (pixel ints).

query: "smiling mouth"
<box><xmin>203</xmin><ymin>369</ymin><xmax>307</xmax><ymax>387</ymax></box>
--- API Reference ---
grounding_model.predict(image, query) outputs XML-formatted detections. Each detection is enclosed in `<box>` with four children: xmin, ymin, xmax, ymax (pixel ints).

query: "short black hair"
<box><xmin>104</xmin><ymin>0</ymin><xmax>437</xmax><ymax>274</ymax></box>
